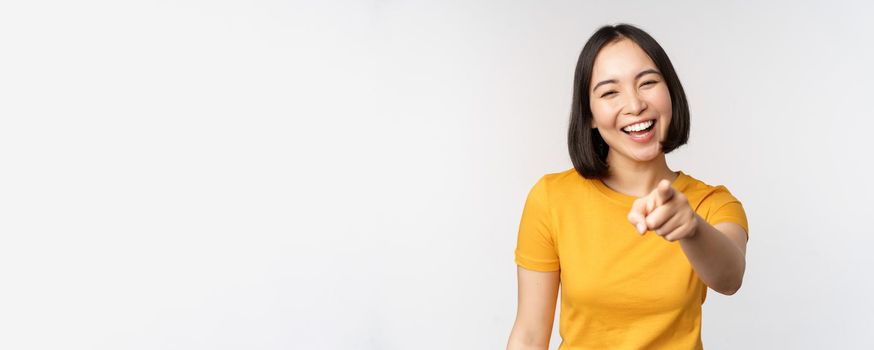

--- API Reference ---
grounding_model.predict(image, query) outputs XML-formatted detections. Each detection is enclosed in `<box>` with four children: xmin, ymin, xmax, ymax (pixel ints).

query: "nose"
<box><xmin>623</xmin><ymin>92</ymin><xmax>647</xmax><ymax>116</ymax></box>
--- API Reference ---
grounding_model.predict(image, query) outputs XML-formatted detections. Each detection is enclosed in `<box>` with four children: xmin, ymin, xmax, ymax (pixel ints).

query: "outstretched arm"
<box><xmin>679</xmin><ymin>219</ymin><xmax>747</xmax><ymax>295</ymax></box>
<box><xmin>628</xmin><ymin>179</ymin><xmax>748</xmax><ymax>295</ymax></box>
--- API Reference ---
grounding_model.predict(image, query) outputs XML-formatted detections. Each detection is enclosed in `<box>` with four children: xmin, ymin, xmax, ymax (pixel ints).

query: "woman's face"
<box><xmin>589</xmin><ymin>38</ymin><xmax>673</xmax><ymax>164</ymax></box>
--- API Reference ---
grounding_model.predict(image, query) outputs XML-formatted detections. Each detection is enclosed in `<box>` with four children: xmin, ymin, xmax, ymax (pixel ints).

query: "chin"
<box><xmin>630</xmin><ymin>146</ymin><xmax>662</xmax><ymax>162</ymax></box>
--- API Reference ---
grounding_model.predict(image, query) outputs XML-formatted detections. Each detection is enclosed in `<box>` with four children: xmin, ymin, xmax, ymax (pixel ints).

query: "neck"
<box><xmin>601</xmin><ymin>151</ymin><xmax>677</xmax><ymax>198</ymax></box>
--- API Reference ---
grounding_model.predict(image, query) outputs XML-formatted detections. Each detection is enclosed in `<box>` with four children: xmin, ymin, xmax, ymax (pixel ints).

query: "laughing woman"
<box><xmin>507</xmin><ymin>24</ymin><xmax>749</xmax><ymax>350</ymax></box>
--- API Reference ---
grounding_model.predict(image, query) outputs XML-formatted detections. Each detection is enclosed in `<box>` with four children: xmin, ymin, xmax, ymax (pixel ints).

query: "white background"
<box><xmin>1</xmin><ymin>1</ymin><xmax>872</xmax><ymax>349</ymax></box>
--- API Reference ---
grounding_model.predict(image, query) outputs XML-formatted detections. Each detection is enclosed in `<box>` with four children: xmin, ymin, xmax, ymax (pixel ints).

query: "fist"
<box><xmin>627</xmin><ymin>179</ymin><xmax>699</xmax><ymax>242</ymax></box>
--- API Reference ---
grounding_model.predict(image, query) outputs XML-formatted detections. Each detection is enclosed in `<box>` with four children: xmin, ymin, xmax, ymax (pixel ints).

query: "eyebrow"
<box><xmin>591</xmin><ymin>69</ymin><xmax>662</xmax><ymax>93</ymax></box>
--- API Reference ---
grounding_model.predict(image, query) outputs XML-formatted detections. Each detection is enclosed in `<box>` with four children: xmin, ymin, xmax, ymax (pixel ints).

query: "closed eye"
<box><xmin>600</xmin><ymin>80</ymin><xmax>658</xmax><ymax>98</ymax></box>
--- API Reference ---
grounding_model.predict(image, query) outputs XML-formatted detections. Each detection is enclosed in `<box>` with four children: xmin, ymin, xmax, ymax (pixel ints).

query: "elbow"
<box><xmin>507</xmin><ymin>340</ymin><xmax>549</xmax><ymax>350</ymax></box>
<box><xmin>716</xmin><ymin>287</ymin><xmax>738</xmax><ymax>296</ymax></box>
<box><xmin>715</xmin><ymin>263</ymin><xmax>746</xmax><ymax>296</ymax></box>
<box><xmin>507</xmin><ymin>333</ymin><xmax>550</xmax><ymax>350</ymax></box>
<box><xmin>714</xmin><ymin>279</ymin><xmax>743</xmax><ymax>296</ymax></box>
<box><xmin>507</xmin><ymin>327</ymin><xmax>550</xmax><ymax>350</ymax></box>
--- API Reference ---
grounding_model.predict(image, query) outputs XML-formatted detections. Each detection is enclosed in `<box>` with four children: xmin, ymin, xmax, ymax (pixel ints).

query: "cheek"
<box><xmin>589</xmin><ymin>101</ymin><xmax>617</xmax><ymax>128</ymax></box>
<box><xmin>650</xmin><ymin>87</ymin><xmax>673</xmax><ymax>114</ymax></box>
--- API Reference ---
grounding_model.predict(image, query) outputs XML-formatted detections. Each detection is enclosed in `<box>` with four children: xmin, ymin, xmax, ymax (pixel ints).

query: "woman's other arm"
<box><xmin>507</xmin><ymin>266</ymin><xmax>560</xmax><ymax>350</ymax></box>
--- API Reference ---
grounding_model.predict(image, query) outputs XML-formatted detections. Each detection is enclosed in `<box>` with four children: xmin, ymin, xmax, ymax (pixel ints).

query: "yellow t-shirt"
<box><xmin>514</xmin><ymin>168</ymin><xmax>748</xmax><ymax>350</ymax></box>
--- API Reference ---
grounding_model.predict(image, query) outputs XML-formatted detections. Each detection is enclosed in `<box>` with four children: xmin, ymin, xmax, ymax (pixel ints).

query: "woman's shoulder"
<box><xmin>541</xmin><ymin>167</ymin><xmax>580</xmax><ymax>181</ymax></box>
<box><xmin>678</xmin><ymin>171</ymin><xmax>744</xmax><ymax>207</ymax></box>
<box><xmin>537</xmin><ymin>167</ymin><xmax>587</xmax><ymax>190</ymax></box>
<box><xmin>527</xmin><ymin>167</ymin><xmax>597</xmax><ymax>203</ymax></box>
<box><xmin>679</xmin><ymin>171</ymin><xmax>733</xmax><ymax>192</ymax></box>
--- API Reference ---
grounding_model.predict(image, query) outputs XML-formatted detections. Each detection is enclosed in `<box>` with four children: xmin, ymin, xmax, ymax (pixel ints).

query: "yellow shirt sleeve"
<box><xmin>514</xmin><ymin>175</ymin><xmax>560</xmax><ymax>272</ymax></box>
<box><xmin>704</xmin><ymin>185</ymin><xmax>750</xmax><ymax>242</ymax></box>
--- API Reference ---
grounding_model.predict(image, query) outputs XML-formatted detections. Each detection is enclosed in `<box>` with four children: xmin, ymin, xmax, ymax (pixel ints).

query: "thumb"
<box><xmin>628</xmin><ymin>198</ymin><xmax>648</xmax><ymax>234</ymax></box>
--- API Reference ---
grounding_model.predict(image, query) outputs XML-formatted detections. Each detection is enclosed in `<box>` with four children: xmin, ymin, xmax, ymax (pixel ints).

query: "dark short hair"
<box><xmin>568</xmin><ymin>23</ymin><xmax>690</xmax><ymax>179</ymax></box>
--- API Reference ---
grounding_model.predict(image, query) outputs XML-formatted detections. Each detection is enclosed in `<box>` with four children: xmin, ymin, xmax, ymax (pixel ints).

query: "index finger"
<box><xmin>654</xmin><ymin>179</ymin><xmax>674</xmax><ymax>206</ymax></box>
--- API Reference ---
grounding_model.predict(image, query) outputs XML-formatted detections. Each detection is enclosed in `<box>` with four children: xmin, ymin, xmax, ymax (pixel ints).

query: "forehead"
<box><xmin>591</xmin><ymin>38</ymin><xmax>657</xmax><ymax>81</ymax></box>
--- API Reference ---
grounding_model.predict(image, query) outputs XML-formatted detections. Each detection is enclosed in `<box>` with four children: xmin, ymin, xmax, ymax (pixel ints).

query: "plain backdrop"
<box><xmin>1</xmin><ymin>0</ymin><xmax>872</xmax><ymax>349</ymax></box>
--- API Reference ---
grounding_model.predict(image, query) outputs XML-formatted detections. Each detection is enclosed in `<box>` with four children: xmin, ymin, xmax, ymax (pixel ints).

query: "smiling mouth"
<box><xmin>622</xmin><ymin>120</ymin><xmax>656</xmax><ymax>135</ymax></box>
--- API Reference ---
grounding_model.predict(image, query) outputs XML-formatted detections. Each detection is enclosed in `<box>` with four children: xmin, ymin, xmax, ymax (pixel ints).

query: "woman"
<box><xmin>507</xmin><ymin>24</ymin><xmax>749</xmax><ymax>350</ymax></box>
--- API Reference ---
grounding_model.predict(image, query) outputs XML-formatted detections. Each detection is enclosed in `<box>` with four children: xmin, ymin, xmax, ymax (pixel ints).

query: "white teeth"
<box><xmin>622</xmin><ymin>120</ymin><xmax>654</xmax><ymax>132</ymax></box>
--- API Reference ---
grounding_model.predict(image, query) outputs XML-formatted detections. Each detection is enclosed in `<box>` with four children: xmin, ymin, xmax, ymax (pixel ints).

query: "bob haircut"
<box><xmin>568</xmin><ymin>23</ymin><xmax>690</xmax><ymax>179</ymax></box>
